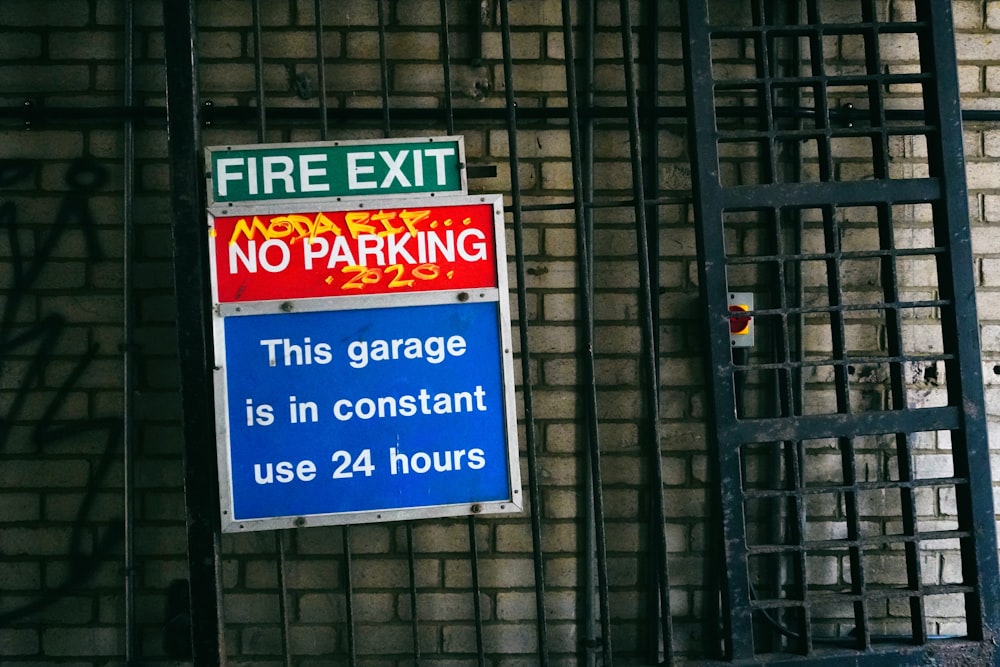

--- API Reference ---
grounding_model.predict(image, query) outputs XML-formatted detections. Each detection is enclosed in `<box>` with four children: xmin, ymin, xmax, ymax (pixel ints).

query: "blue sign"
<box><xmin>216</xmin><ymin>300</ymin><xmax>519</xmax><ymax>528</ymax></box>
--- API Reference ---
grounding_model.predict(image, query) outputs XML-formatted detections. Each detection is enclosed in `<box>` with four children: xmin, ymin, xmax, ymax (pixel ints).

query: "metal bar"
<box><xmin>640</xmin><ymin>0</ymin><xmax>660</xmax><ymax>358</ymax></box>
<box><xmin>744</xmin><ymin>474</ymin><xmax>977</xmax><ymax>497</ymax></box>
<box><xmin>497</xmin><ymin>2</ymin><xmax>549</xmax><ymax>663</ymax></box>
<box><xmin>499</xmin><ymin>0</ymin><xmax>549</xmax><ymax>667</ymax></box>
<box><xmin>440</xmin><ymin>37</ymin><xmax>479</xmax><ymax>663</ymax></box>
<box><xmin>751</xmin><ymin>0</ymin><xmax>777</xmax><ymax>184</ymax></box>
<box><xmin>750</xmin><ymin>585</ymin><xmax>973</xmax><ymax>602</ymax></box>
<box><xmin>122</xmin><ymin>0</ymin><xmax>139</xmax><ymax>661</ymax></box>
<box><xmin>249</xmin><ymin>6</ymin><xmax>292</xmax><ymax>660</ymax></box>
<box><xmin>682</xmin><ymin>641</ymin><xmax>995</xmax><ymax>666</ymax></box>
<box><xmin>893</xmin><ymin>401</ymin><xmax>927</xmax><ymax>646</ymax></box>
<box><xmin>759</xmin><ymin>55</ymin><xmax>806</xmax><ymax>645</ymax></box>
<box><xmin>681</xmin><ymin>1</ymin><xmax>730</xmax><ymax>658</ymax></box>
<box><xmin>618</xmin><ymin>1</ymin><xmax>674</xmax><ymax>664</ymax></box>
<box><xmin>769</xmin><ymin>213</ymin><xmax>797</xmax><ymax>653</ymax></box>
<box><xmin>718</xmin><ymin>178</ymin><xmax>942</xmax><ymax>210</ymax></box>
<box><xmin>821</xmin><ymin>199</ymin><xmax>871</xmax><ymax>651</ymax></box>
<box><xmin>277</xmin><ymin>532</ymin><xmax>293</xmax><ymax>666</ymax></box>
<box><xmin>252</xmin><ymin>0</ymin><xmax>267</xmax><ymax>138</ymax></box>
<box><xmin>639</xmin><ymin>1</ymin><xmax>675</xmax><ymax>662</ymax></box>
<box><xmin>718</xmin><ymin>406</ymin><xmax>961</xmax><ymax>445</ymax></box>
<box><xmin>438</xmin><ymin>0</ymin><xmax>476</xmax><ymax>667</ymax></box>
<box><xmin>162</xmin><ymin>0</ymin><xmax>226</xmax><ymax>662</ymax></box>
<box><xmin>472</xmin><ymin>0</ymin><xmax>487</xmax><ymax>64</ymax></box>
<box><xmin>443</xmin><ymin>5</ymin><xmax>481</xmax><ymax>655</ymax></box>
<box><xmin>727</xmin><ymin>245</ymin><xmax>947</xmax><ymax>265</ymax></box>
<box><xmin>10</xmin><ymin>100</ymin><xmax>1000</xmax><ymax>128</ymax></box>
<box><xmin>582</xmin><ymin>2</ymin><xmax>598</xmax><ymax>664</ymax></box>
<box><xmin>469</xmin><ymin>518</ymin><xmax>486</xmax><ymax>667</ymax></box>
<box><xmin>343</xmin><ymin>526</ymin><xmax>357</xmax><ymax>666</ymax></box>
<box><xmin>775</xmin><ymin>14</ymin><xmax>807</xmax><ymax>640</ymax></box>
<box><xmin>878</xmin><ymin>197</ymin><xmax>927</xmax><ymax>644</ymax></box>
<box><xmin>557</xmin><ymin>0</ymin><xmax>612</xmax><ymax>663</ymax></box>
<box><xmin>918</xmin><ymin>0</ymin><xmax>1000</xmax><ymax>646</ymax></box>
<box><xmin>518</xmin><ymin>197</ymin><xmax>693</xmax><ymax>214</ymax></box>
<box><xmin>376</xmin><ymin>0</ymin><xmax>391</xmax><ymax>134</ymax></box>
<box><xmin>861</xmin><ymin>0</ymin><xmax>891</xmax><ymax>182</ymax></box>
<box><xmin>377</xmin><ymin>3</ymin><xmax>463</xmax><ymax>661</ymax></box>
<box><xmin>787</xmin><ymin>438</ymin><xmax>809</xmax><ymax>654</ymax></box>
<box><xmin>313</xmin><ymin>0</ymin><xmax>328</xmax><ymax>139</ymax></box>
<box><xmin>681</xmin><ymin>1</ymin><xmax>757</xmax><ymax>658</ymax></box>
<box><xmin>406</xmin><ymin>523</ymin><xmax>421</xmax><ymax>665</ymax></box>
<box><xmin>841</xmin><ymin>446</ymin><xmax>869</xmax><ymax>644</ymax></box>
<box><xmin>10</xmin><ymin>102</ymin><xmax>1000</xmax><ymax>126</ymax></box>
<box><xmin>439</xmin><ymin>0</ymin><xmax>456</xmax><ymax>136</ymax></box>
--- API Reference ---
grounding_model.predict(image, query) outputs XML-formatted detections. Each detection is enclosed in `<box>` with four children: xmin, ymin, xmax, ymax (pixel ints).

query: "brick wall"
<box><xmin>0</xmin><ymin>0</ymin><xmax>999</xmax><ymax>664</ymax></box>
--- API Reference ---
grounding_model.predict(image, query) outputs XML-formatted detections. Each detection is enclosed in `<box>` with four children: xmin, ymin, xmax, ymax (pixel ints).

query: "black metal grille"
<box><xmin>682</xmin><ymin>0</ymin><xmax>1000</xmax><ymax>662</ymax></box>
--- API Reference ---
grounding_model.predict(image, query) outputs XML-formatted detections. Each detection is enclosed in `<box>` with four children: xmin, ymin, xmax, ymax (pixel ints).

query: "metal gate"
<box><xmin>682</xmin><ymin>0</ymin><xmax>1000</xmax><ymax>663</ymax></box>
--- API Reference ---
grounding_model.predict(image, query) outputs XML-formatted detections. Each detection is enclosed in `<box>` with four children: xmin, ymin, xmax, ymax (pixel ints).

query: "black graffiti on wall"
<box><xmin>0</xmin><ymin>157</ymin><xmax>124</xmax><ymax>626</ymax></box>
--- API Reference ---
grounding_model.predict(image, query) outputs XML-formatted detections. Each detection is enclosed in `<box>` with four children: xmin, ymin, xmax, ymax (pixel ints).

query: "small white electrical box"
<box><xmin>728</xmin><ymin>292</ymin><xmax>754</xmax><ymax>348</ymax></box>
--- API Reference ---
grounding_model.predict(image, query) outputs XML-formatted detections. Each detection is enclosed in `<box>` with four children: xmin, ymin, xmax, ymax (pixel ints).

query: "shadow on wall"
<box><xmin>163</xmin><ymin>578</ymin><xmax>192</xmax><ymax>659</ymax></box>
<box><xmin>0</xmin><ymin>157</ymin><xmax>123</xmax><ymax>626</ymax></box>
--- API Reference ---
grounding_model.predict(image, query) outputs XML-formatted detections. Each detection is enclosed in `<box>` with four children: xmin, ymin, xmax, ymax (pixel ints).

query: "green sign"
<box><xmin>206</xmin><ymin>136</ymin><xmax>466</xmax><ymax>204</ymax></box>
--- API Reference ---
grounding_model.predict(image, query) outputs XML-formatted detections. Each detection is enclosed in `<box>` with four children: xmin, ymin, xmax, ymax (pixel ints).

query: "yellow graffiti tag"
<box><xmin>228</xmin><ymin>209</ymin><xmax>436</xmax><ymax>245</ymax></box>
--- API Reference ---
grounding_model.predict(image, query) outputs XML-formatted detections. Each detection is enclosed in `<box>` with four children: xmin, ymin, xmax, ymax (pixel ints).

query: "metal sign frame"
<box><xmin>206</xmin><ymin>192</ymin><xmax>520</xmax><ymax>532</ymax></box>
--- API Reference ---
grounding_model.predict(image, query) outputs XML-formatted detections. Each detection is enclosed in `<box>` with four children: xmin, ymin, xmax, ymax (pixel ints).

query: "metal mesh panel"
<box><xmin>682</xmin><ymin>0</ymin><xmax>1000</xmax><ymax>662</ymax></box>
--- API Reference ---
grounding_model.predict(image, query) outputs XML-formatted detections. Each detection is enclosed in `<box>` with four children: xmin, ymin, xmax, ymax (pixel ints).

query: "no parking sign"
<box><xmin>205</xmin><ymin>137</ymin><xmax>520</xmax><ymax>532</ymax></box>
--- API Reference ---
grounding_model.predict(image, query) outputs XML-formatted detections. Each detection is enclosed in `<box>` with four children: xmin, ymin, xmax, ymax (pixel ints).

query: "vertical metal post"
<box><xmin>251</xmin><ymin>6</ymin><xmax>293</xmax><ymax>659</ymax></box>
<box><xmin>556</xmin><ymin>0</ymin><xmax>612</xmax><ymax>663</ymax></box>
<box><xmin>469</xmin><ymin>519</ymin><xmax>486</xmax><ymax>667</ymax></box>
<box><xmin>343</xmin><ymin>527</ymin><xmax>357</xmax><ymax>665</ymax></box>
<box><xmin>313</xmin><ymin>0</ymin><xmax>328</xmax><ymax>140</ymax></box>
<box><xmin>619</xmin><ymin>0</ymin><xmax>674</xmax><ymax>662</ymax></box>
<box><xmin>252</xmin><ymin>0</ymin><xmax>267</xmax><ymax>137</ymax></box>
<box><xmin>679</xmin><ymin>0</ymin><xmax>753</xmax><ymax>658</ymax></box>
<box><xmin>163</xmin><ymin>0</ymin><xmax>226</xmax><ymax>662</ymax></box>
<box><xmin>497</xmin><ymin>2</ymin><xmax>549</xmax><ymax>664</ymax></box>
<box><xmin>122</xmin><ymin>0</ymin><xmax>138</xmax><ymax>660</ymax></box>
<box><xmin>436</xmin><ymin>4</ymin><xmax>486</xmax><ymax>658</ymax></box>
<box><xmin>406</xmin><ymin>523</ymin><xmax>421</xmax><ymax>666</ymax></box>
<box><xmin>581</xmin><ymin>4</ymin><xmax>599</xmax><ymax>664</ymax></box>
<box><xmin>439</xmin><ymin>2</ymin><xmax>486</xmax><ymax>659</ymax></box>
<box><xmin>472</xmin><ymin>0</ymin><xmax>486</xmax><ymax>64</ymax></box>
<box><xmin>277</xmin><ymin>531</ymin><xmax>292</xmax><ymax>667</ymax></box>
<box><xmin>918</xmin><ymin>0</ymin><xmax>1000</xmax><ymax>642</ymax></box>
<box><xmin>438</xmin><ymin>0</ymin><xmax>456</xmax><ymax>134</ymax></box>
<box><xmin>247</xmin><ymin>9</ymin><xmax>293</xmax><ymax>661</ymax></box>
<box><xmin>376</xmin><ymin>0</ymin><xmax>391</xmax><ymax>134</ymax></box>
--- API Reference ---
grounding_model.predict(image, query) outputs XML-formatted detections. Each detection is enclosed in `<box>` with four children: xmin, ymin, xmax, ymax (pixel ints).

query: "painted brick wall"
<box><xmin>0</xmin><ymin>0</ymin><xmax>999</xmax><ymax>664</ymax></box>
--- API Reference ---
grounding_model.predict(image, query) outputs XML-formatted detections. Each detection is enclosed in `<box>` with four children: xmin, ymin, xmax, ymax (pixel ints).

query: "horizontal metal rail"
<box><xmin>9</xmin><ymin>101</ymin><xmax>1000</xmax><ymax>126</ymax></box>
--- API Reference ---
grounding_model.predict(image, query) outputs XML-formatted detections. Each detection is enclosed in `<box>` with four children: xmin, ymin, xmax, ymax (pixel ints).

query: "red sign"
<box><xmin>211</xmin><ymin>200</ymin><xmax>499</xmax><ymax>303</ymax></box>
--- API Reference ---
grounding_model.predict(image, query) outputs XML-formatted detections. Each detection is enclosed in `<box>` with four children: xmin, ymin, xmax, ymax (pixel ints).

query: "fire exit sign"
<box><xmin>206</xmin><ymin>136</ymin><xmax>466</xmax><ymax>205</ymax></box>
